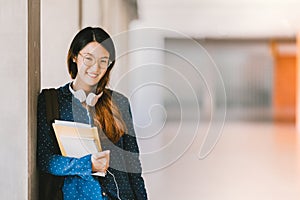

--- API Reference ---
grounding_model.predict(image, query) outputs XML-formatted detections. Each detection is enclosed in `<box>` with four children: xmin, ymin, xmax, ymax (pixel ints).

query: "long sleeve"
<box><xmin>121</xmin><ymin>98</ymin><xmax>148</xmax><ymax>200</ymax></box>
<box><xmin>37</xmin><ymin>91</ymin><xmax>93</xmax><ymax>178</ymax></box>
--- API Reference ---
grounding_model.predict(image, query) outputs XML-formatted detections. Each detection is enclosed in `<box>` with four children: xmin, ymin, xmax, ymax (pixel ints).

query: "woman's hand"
<box><xmin>91</xmin><ymin>150</ymin><xmax>110</xmax><ymax>173</ymax></box>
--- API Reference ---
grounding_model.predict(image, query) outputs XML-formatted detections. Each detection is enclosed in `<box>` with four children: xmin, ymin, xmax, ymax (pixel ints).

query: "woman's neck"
<box><xmin>72</xmin><ymin>79</ymin><xmax>97</xmax><ymax>94</ymax></box>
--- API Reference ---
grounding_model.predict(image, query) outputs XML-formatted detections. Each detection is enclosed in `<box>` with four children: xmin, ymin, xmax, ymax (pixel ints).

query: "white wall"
<box><xmin>41</xmin><ymin>0</ymin><xmax>79</xmax><ymax>89</ymax></box>
<box><xmin>0</xmin><ymin>0</ymin><xmax>28</xmax><ymax>199</ymax></box>
<box><xmin>41</xmin><ymin>0</ymin><xmax>137</xmax><ymax>91</ymax></box>
<box><xmin>0</xmin><ymin>1</ymin><xmax>139</xmax><ymax>199</ymax></box>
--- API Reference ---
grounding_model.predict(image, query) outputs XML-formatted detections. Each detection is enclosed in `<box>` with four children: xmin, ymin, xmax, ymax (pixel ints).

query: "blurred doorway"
<box><xmin>272</xmin><ymin>41</ymin><xmax>296</xmax><ymax>123</ymax></box>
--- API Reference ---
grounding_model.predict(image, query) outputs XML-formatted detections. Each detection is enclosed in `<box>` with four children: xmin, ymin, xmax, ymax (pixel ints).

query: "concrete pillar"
<box><xmin>41</xmin><ymin>0</ymin><xmax>79</xmax><ymax>88</ymax></box>
<box><xmin>99</xmin><ymin>0</ymin><xmax>139</xmax><ymax>94</ymax></box>
<box><xmin>41</xmin><ymin>0</ymin><xmax>138</xmax><ymax>90</ymax></box>
<box><xmin>28</xmin><ymin>0</ymin><xmax>40</xmax><ymax>199</ymax></box>
<box><xmin>100</xmin><ymin>0</ymin><xmax>138</xmax><ymax>34</ymax></box>
<box><xmin>81</xmin><ymin>0</ymin><xmax>102</xmax><ymax>28</ymax></box>
<box><xmin>0</xmin><ymin>0</ymin><xmax>40</xmax><ymax>199</ymax></box>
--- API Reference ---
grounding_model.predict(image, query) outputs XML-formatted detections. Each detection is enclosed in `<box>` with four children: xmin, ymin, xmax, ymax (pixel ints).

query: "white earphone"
<box><xmin>69</xmin><ymin>83</ymin><xmax>103</xmax><ymax>107</ymax></box>
<box><xmin>69</xmin><ymin>83</ymin><xmax>120</xmax><ymax>199</ymax></box>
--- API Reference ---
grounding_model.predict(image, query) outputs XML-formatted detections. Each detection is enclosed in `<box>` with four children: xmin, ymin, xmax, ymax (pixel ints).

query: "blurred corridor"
<box><xmin>143</xmin><ymin>121</ymin><xmax>300</xmax><ymax>200</ymax></box>
<box><xmin>2</xmin><ymin>0</ymin><xmax>300</xmax><ymax>199</ymax></box>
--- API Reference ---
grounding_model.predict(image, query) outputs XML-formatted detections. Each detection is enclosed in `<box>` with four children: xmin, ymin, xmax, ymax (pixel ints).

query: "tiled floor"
<box><xmin>141</xmin><ymin>122</ymin><xmax>300</xmax><ymax>200</ymax></box>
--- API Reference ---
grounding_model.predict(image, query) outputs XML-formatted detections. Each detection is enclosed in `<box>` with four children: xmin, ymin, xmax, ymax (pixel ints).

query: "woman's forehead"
<box><xmin>81</xmin><ymin>41</ymin><xmax>109</xmax><ymax>56</ymax></box>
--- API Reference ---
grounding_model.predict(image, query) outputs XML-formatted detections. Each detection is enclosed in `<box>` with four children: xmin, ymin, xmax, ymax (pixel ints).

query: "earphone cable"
<box><xmin>107</xmin><ymin>169</ymin><xmax>121</xmax><ymax>200</ymax></box>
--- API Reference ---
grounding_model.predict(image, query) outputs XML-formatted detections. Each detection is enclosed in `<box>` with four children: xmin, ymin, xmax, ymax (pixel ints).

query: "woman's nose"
<box><xmin>89</xmin><ymin>63</ymin><xmax>100</xmax><ymax>71</ymax></box>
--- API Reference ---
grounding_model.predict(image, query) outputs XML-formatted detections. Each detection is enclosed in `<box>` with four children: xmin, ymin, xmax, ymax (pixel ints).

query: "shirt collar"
<box><xmin>60</xmin><ymin>82</ymin><xmax>73</xmax><ymax>96</ymax></box>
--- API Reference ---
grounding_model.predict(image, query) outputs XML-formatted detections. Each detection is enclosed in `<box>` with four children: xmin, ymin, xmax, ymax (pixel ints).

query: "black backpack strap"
<box><xmin>42</xmin><ymin>88</ymin><xmax>61</xmax><ymax>154</ymax></box>
<box><xmin>39</xmin><ymin>88</ymin><xmax>64</xmax><ymax>200</ymax></box>
<box><xmin>44</xmin><ymin>88</ymin><xmax>60</xmax><ymax>125</ymax></box>
<box><xmin>43</xmin><ymin>88</ymin><xmax>61</xmax><ymax>154</ymax></box>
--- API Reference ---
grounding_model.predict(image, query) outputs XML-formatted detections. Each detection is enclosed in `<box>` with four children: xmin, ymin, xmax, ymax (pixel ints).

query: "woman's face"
<box><xmin>74</xmin><ymin>41</ymin><xmax>110</xmax><ymax>89</ymax></box>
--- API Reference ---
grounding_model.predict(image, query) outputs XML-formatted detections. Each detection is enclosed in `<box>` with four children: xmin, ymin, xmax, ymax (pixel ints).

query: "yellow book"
<box><xmin>52</xmin><ymin>120</ymin><xmax>105</xmax><ymax>176</ymax></box>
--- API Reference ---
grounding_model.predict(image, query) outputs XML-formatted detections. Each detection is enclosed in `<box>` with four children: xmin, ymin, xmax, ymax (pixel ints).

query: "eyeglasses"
<box><xmin>79</xmin><ymin>53</ymin><xmax>112</xmax><ymax>69</ymax></box>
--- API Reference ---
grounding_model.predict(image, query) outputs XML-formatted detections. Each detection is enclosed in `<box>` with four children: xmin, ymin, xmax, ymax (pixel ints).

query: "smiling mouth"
<box><xmin>87</xmin><ymin>72</ymin><xmax>99</xmax><ymax>78</ymax></box>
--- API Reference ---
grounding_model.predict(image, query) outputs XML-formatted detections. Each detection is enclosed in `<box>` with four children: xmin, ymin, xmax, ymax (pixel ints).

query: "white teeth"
<box><xmin>87</xmin><ymin>73</ymin><xmax>98</xmax><ymax>78</ymax></box>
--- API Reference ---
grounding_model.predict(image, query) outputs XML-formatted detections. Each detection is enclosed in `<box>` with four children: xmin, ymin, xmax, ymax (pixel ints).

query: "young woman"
<box><xmin>37</xmin><ymin>27</ymin><xmax>148</xmax><ymax>200</ymax></box>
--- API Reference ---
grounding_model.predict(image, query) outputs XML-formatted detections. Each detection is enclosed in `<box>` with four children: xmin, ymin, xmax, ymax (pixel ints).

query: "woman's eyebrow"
<box><xmin>80</xmin><ymin>52</ymin><xmax>92</xmax><ymax>56</ymax></box>
<box><xmin>100</xmin><ymin>56</ymin><xmax>109</xmax><ymax>59</ymax></box>
<box><xmin>82</xmin><ymin>53</ymin><xmax>109</xmax><ymax>59</ymax></box>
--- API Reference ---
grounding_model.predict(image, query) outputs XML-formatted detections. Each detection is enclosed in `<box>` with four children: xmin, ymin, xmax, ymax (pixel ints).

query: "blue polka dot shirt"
<box><xmin>37</xmin><ymin>82</ymin><xmax>148</xmax><ymax>200</ymax></box>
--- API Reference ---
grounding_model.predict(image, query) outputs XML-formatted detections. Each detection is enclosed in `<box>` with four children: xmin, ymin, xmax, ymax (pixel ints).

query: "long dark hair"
<box><xmin>67</xmin><ymin>27</ymin><xmax>126</xmax><ymax>143</ymax></box>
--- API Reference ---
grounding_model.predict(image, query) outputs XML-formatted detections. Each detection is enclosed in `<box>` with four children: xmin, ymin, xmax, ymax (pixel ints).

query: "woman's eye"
<box><xmin>85</xmin><ymin>57</ymin><xmax>93</xmax><ymax>61</ymax></box>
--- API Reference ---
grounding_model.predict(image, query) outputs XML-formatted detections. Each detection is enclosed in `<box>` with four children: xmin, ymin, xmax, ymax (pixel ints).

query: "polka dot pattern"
<box><xmin>37</xmin><ymin>82</ymin><xmax>148</xmax><ymax>200</ymax></box>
